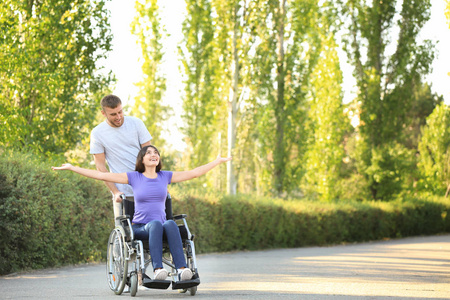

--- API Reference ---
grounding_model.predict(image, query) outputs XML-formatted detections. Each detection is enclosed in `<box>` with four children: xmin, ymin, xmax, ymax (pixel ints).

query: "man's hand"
<box><xmin>114</xmin><ymin>192</ymin><xmax>125</xmax><ymax>203</ymax></box>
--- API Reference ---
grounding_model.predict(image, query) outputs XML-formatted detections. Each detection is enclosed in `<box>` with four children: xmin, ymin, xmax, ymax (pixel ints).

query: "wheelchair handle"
<box><xmin>174</xmin><ymin>214</ymin><xmax>187</xmax><ymax>220</ymax></box>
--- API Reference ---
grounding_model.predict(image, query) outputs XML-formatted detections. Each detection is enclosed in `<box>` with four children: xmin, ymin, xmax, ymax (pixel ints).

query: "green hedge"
<box><xmin>0</xmin><ymin>151</ymin><xmax>113</xmax><ymax>275</ymax></box>
<box><xmin>1</xmin><ymin>151</ymin><xmax>449</xmax><ymax>275</ymax></box>
<box><xmin>169</xmin><ymin>186</ymin><xmax>450</xmax><ymax>253</ymax></box>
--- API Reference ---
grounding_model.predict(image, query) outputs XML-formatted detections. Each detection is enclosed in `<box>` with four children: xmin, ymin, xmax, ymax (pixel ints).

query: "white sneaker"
<box><xmin>178</xmin><ymin>268</ymin><xmax>193</xmax><ymax>281</ymax></box>
<box><xmin>154</xmin><ymin>268</ymin><xmax>168</xmax><ymax>280</ymax></box>
<box><xmin>138</xmin><ymin>285</ymin><xmax>151</xmax><ymax>291</ymax></box>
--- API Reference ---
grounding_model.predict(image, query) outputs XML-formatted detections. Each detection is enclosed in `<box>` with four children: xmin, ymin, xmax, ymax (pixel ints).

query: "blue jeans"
<box><xmin>132</xmin><ymin>220</ymin><xmax>187</xmax><ymax>271</ymax></box>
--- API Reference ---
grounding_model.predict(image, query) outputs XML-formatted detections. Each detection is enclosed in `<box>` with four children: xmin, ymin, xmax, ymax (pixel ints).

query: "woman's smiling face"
<box><xmin>135</xmin><ymin>145</ymin><xmax>163</xmax><ymax>173</ymax></box>
<box><xmin>144</xmin><ymin>147</ymin><xmax>160</xmax><ymax>165</ymax></box>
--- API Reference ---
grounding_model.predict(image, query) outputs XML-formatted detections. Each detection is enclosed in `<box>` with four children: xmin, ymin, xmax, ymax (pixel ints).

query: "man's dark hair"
<box><xmin>101</xmin><ymin>95</ymin><xmax>122</xmax><ymax>110</ymax></box>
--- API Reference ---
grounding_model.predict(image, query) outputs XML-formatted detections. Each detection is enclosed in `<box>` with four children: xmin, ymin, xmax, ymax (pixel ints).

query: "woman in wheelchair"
<box><xmin>53</xmin><ymin>145</ymin><xmax>231</xmax><ymax>282</ymax></box>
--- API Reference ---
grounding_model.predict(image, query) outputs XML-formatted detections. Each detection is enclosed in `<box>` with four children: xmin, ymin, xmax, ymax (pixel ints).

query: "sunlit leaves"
<box><xmin>418</xmin><ymin>103</ymin><xmax>450</xmax><ymax>195</ymax></box>
<box><xmin>303</xmin><ymin>34</ymin><xmax>348</xmax><ymax>201</ymax></box>
<box><xmin>338</xmin><ymin>0</ymin><xmax>435</xmax><ymax>199</ymax></box>
<box><xmin>180</xmin><ymin>0</ymin><xmax>232</xmax><ymax>193</ymax></box>
<box><xmin>131</xmin><ymin>0</ymin><xmax>168</xmax><ymax>146</ymax></box>
<box><xmin>0</xmin><ymin>0</ymin><xmax>113</xmax><ymax>155</ymax></box>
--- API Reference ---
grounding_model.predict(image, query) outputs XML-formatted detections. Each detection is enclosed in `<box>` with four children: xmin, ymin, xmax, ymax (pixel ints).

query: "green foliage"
<box><xmin>364</xmin><ymin>142</ymin><xmax>417</xmax><ymax>200</ymax></box>
<box><xmin>178</xmin><ymin>0</ymin><xmax>442</xmax><ymax>200</ymax></box>
<box><xmin>2</xmin><ymin>151</ymin><xmax>448</xmax><ymax>275</ymax></box>
<box><xmin>0</xmin><ymin>0</ymin><xmax>114</xmax><ymax>155</ymax></box>
<box><xmin>418</xmin><ymin>103</ymin><xmax>450</xmax><ymax>195</ymax></box>
<box><xmin>249</xmin><ymin>0</ymin><xmax>323</xmax><ymax>196</ymax></box>
<box><xmin>181</xmin><ymin>0</ymin><xmax>226</xmax><ymax>173</ymax></box>
<box><xmin>180</xmin><ymin>1</ymin><xmax>348</xmax><ymax>197</ymax></box>
<box><xmin>0</xmin><ymin>150</ymin><xmax>112</xmax><ymax>275</ymax></box>
<box><xmin>336</xmin><ymin>173</ymin><xmax>371</xmax><ymax>201</ymax></box>
<box><xmin>338</xmin><ymin>0</ymin><xmax>435</xmax><ymax>199</ymax></box>
<box><xmin>169</xmin><ymin>185</ymin><xmax>450</xmax><ymax>253</ymax></box>
<box><xmin>303</xmin><ymin>33</ymin><xmax>349</xmax><ymax>201</ymax></box>
<box><xmin>403</xmin><ymin>83</ymin><xmax>443</xmax><ymax>149</ymax></box>
<box><xmin>130</xmin><ymin>0</ymin><xmax>168</xmax><ymax>146</ymax></box>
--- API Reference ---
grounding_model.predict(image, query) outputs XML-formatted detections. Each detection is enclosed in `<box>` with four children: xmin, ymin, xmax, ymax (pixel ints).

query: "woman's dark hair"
<box><xmin>135</xmin><ymin>145</ymin><xmax>162</xmax><ymax>173</ymax></box>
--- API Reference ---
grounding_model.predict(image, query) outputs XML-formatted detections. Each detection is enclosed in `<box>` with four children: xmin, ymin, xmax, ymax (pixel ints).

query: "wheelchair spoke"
<box><xmin>106</xmin><ymin>227</ymin><xmax>128</xmax><ymax>295</ymax></box>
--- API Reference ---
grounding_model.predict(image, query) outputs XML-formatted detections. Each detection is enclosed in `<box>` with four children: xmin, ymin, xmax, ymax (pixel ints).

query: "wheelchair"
<box><xmin>106</xmin><ymin>194</ymin><xmax>200</xmax><ymax>296</ymax></box>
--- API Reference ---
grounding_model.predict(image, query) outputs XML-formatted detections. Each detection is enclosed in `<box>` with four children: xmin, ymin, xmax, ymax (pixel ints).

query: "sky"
<box><xmin>102</xmin><ymin>0</ymin><xmax>450</xmax><ymax>151</ymax></box>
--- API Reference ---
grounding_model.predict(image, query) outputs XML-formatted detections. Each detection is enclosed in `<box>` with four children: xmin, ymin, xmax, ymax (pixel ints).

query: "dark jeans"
<box><xmin>132</xmin><ymin>220</ymin><xmax>187</xmax><ymax>271</ymax></box>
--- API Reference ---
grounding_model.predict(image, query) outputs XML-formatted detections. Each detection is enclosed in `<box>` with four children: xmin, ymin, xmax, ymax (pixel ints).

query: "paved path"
<box><xmin>1</xmin><ymin>234</ymin><xmax>449</xmax><ymax>299</ymax></box>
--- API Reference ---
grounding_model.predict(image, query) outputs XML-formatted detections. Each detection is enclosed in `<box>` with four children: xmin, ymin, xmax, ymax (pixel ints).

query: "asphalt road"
<box><xmin>1</xmin><ymin>234</ymin><xmax>449</xmax><ymax>299</ymax></box>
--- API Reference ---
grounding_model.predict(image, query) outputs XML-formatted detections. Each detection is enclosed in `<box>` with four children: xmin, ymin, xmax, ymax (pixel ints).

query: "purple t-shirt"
<box><xmin>126</xmin><ymin>171</ymin><xmax>173</xmax><ymax>224</ymax></box>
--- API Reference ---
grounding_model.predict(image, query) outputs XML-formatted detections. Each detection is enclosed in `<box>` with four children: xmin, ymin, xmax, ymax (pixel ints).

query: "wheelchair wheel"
<box><xmin>189</xmin><ymin>286</ymin><xmax>197</xmax><ymax>296</ymax></box>
<box><xmin>106</xmin><ymin>227</ymin><xmax>128</xmax><ymax>295</ymax></box>
<box><xmin>180</xmin><ymin>286</ymin><xmax>197</xmax><ymax>296</ymax></box>
<box><xmin>129</xmin><ymin>272</ymin><xmax>138</xmax><ymax>297</ymax></box>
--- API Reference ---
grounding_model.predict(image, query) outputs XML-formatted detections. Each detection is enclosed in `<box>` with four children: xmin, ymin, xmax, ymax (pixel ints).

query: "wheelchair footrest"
<box><xmin>142</xmin><ymin>278</ymin><xmax>171</xmax><ymax>289</ymax></box>
<box><xmin>171</xmin><ymin>277</ymin><xmax>200</xmax><ymax>290</ymax></box>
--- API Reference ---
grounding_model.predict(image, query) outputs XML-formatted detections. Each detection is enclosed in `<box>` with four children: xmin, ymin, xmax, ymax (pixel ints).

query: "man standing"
<box><xmin>90</xmin><ymin>94</ymin><xmax>152</xmax><ymax>221</ymax></box>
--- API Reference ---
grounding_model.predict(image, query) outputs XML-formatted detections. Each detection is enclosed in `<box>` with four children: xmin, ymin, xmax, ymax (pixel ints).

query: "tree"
<box><xmin>338</xmin><ymin>0</ymin><xmax>435</xmax><ymax>199</ymax></box>
<box><xmin>210</xmin><ymin>0</ymin><xmax>259</xmax><ymax>195</ymax></box>
<box><xmin>250</xmin><ymin>0</ymin><xmax>322</xmax><ymax>196</ymax></box>
<box><xmin>428</xmin><ymin>0</ymin><xmax>450</xmax><ymax>195</ymax></box>
<box><xmin>418</xmin><ymin>103</ymin><xmax>450</xmax><ymax>196</ymax></box>
<box><xmin>180</xmin><ymin>0</ymin><xmax>260</xmax><ymax>193</ymax></box>
<box><xmin>0</xmin><ymin>0</ymin><xmax>113</xmax><ymax>155</ymax></box>
<box><xmin>402</xmin><ymin>82</ymin><xmax>443</xmax><ymax>150</ymax></box>
<box><xmin>303</xmin><ymin>33</ymin><xmax>348</xmax><ymax>201</ymax></box>
<box><xmin>180</xmin><ymin>0</ymin><xmax>228</xmax><ymax>189</ymax></box>
<box><xmin>131</xmin><ymin>0</ymin><xmax>168</xmax><ymax>146</ymax></box>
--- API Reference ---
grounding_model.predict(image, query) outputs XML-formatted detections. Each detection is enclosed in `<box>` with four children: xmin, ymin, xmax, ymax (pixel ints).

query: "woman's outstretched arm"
<box><xmin>52</xmin><ymin>164</ymin><xmax>128</xmax><ymax>184</ymax></box>
<box><xmin>171</xmin><ymin>156</ymin><xmax>232</xmax><ymax>183</ymax></box>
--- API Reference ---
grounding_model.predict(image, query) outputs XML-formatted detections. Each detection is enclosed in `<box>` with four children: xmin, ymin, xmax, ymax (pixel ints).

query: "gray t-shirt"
<box><xmin>90</xmin><ymin>116</ymin><xmax>152</xmax><ymax>196</ymax></box>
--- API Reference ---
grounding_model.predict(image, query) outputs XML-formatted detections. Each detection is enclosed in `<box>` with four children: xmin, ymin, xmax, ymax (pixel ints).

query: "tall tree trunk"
<box><xmin>227</xmin><ymin>3</ymin><xmax>239</xmax><ymax>195</ymax></box>
<box><xmin>274</xmin><ymin>0</ymin><xmax>286</xmax><ymax>196</ymax></box>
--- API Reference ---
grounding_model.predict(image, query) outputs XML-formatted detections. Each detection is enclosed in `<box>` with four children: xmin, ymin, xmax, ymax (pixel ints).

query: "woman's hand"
<box><xmin>172</xmin><ymin>156</ymin><xmax>233</xmax><ymax>183</ymax></box>
<box><xmin>216</xmin><ymin>156</ymin><xmax>232</xmax><ymax>164</ymax></box>
<box><xmin>52</xmin><ymin>163</ymin><xmax>73</xmax><ymax>171</ymax></box>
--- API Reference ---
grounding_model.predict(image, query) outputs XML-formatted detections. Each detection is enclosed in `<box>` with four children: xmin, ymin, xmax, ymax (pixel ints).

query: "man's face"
<box><xmin>102</xmin><ymin>105</ymin><xmax>124</xmax><ymax>127</ymax></box>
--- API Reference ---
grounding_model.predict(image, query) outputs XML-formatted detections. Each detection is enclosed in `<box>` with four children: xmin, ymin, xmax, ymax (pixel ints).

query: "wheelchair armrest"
<box><xmin>173</xmin><ymin>214</ymin><xmax>187</xmax><ymax>220</ymax></box>
<box><xmin>115</xmin><ymin>215</ymin><xmax>131</xmax><ymax>221</ymax></box>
